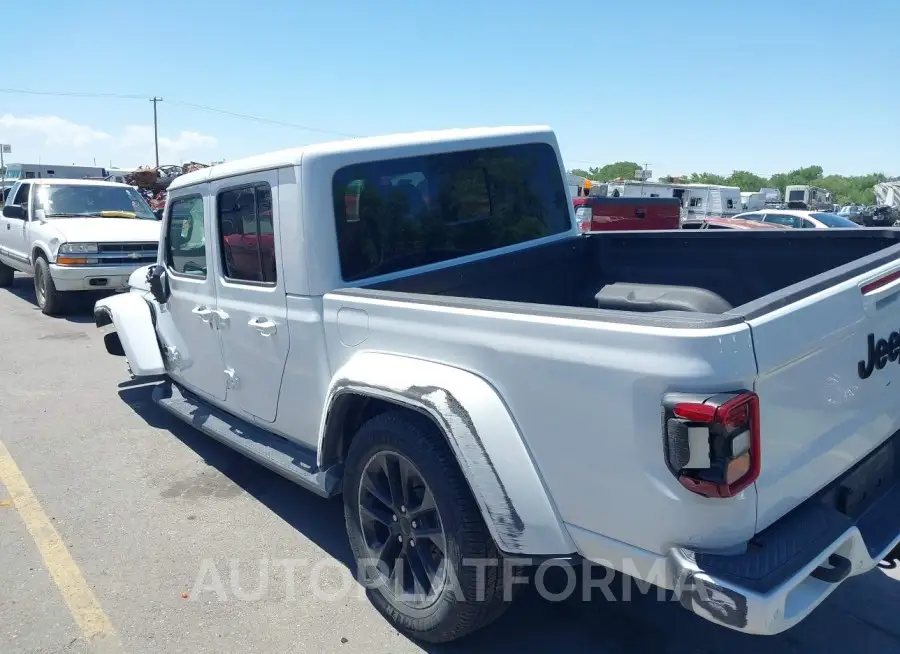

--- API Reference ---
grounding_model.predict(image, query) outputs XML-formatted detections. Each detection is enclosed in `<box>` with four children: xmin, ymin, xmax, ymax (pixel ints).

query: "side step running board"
<box><xmin>153</xmin><ymin>381</ymin><xmax>341</xmax><ymax>497</ymax></box>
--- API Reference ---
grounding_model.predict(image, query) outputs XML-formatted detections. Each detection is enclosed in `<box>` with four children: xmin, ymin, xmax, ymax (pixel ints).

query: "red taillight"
<box><xmin>575</xmin><ymin>205</ymin><xmax>593</xmax><ymax>233</ymax></box>
<box><xmin>860</xmin><ymin>269</ymin><xmax>900</xmax><ymax>295</ymax></box>
<box><xmin>663</xmin><ymin>391</ymin><xmax>760</xmax><ymax>498</ymax></box>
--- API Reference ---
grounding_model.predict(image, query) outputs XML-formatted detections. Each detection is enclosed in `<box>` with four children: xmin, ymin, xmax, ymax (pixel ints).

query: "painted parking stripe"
<box><xmin>0</xmin><ymin>439</ymin><xmax>117</xmax><ymax>644</ymax></box>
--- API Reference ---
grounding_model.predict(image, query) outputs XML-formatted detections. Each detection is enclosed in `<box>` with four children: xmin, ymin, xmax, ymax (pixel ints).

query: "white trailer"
<box><xmin>760</xmin><ymin>187</ymin><xmax>781</xmax><ymax>204</ymax></box>
<box><xmin>785</xmin><ymin>185</ymin><xmax>832</xmax><ymax>210</ymax></box>
<box><xmin>741</xmin><ymin>192</ymin><xmax>766</xmax><ymax>211</ymax></box>
<box><xmin>1</xmin><ymin>162</ymin><xmax>109</xmax><ymax>182</ymax></box>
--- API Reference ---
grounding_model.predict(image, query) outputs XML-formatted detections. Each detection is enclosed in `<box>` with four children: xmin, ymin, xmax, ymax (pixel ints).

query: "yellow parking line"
<box><xmin>0</xmin><ymin>439</ymin><xmax>116</xmax><ymax>644</ymax></box>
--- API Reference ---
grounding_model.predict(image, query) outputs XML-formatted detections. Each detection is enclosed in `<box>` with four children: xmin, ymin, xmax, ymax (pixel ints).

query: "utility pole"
<box><xmin>639</xmin><ymin>162</ymin><xmax>651</xmax><ymax>196</ymax></box>
<box><xmin>150</xmin><ymin>97</ymin><xmax>163</xmax><ymax>169</ymax></box>
<box><xmin>0</xmin><ymin>143</ymin><xmax>8</xmax><ymax>190</ymax></box>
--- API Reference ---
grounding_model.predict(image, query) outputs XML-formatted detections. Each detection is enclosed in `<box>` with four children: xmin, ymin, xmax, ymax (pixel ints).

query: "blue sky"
<box><xmin>1</xmin><ymin>1</ymin><xmax>897</xmax><ymax>177</ymax></box>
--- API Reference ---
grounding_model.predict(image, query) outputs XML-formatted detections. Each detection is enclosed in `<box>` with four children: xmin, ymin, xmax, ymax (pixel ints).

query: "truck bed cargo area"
<box><xmin>367</xmin><ymin>229</ymin><xmax>900</xmax><ymax>319</ymax></box>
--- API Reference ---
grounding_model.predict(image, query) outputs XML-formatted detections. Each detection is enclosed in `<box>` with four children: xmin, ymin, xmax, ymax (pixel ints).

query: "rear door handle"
<box><xmin>249</xmin><ymin>317</ymin><xmax>277</xmax><ymax>336</ymax></box>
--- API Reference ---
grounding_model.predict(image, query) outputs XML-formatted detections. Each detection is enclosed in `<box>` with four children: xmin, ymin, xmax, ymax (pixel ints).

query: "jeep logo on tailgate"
<box><xmin>858</xmin><ymin>332</ymin><xmax>900</xmax><ymax>380</ymax></box>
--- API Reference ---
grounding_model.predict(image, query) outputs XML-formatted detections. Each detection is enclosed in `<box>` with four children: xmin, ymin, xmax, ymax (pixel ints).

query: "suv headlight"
<box><xmin>58</xmin><ymin>243</ymin><xmax>99</xmax><ymax>254</ymax></box>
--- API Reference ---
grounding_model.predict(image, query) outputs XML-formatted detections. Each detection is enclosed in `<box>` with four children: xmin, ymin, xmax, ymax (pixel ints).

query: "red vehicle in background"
<box><xmin>681</xmin><ymin>217</ymin><xmax>792</xmax><ymax>230</ymax></box>
<box><xmin>574</xmin><ymin>195</ymin><xmax>681</xmax><ymax>232</ymax></box>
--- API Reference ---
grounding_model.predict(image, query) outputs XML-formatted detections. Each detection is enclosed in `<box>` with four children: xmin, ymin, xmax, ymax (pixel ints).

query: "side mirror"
<box><xmin>147</xmin><ymin>265</ymin><xmax>170</xmax><ymax>304</ymax></box>
<box><xmin>2</xmin><ymin>204</ymin><xmax>26</xmax><ymax>220</ymax></box>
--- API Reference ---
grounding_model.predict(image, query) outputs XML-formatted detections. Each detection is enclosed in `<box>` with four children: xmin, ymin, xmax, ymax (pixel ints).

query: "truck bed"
<box><xmin>334</xmin><ymin>226</ymin><xmax>900</xmax><ymax>554</ymax></box>
<box><xmin>361</xmin><ymin>229</ymin><xmax>900</xmax><ymax>325</ymax></box>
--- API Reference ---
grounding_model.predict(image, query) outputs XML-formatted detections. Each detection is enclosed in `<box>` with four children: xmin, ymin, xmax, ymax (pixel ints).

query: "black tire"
<box><xmin>33</xmin><ymin>256</ymin><xmax>68</xmax><ymax>316</ymax></box>
<box><xmin>343</xmin><ymin>411</ymin><xmax>515</xmax><ymax>643</ymax></box>
<box><xmin>0</xmin><ymin>261</ymin><xmax>13</xmax><ymax>288</ymax></box>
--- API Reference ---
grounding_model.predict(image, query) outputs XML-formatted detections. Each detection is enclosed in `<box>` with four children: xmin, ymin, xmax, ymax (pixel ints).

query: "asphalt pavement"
<box><xmin>2</xmin><ymin>272</ymin><xmax>900</xmax><ymax>654</ymax></box>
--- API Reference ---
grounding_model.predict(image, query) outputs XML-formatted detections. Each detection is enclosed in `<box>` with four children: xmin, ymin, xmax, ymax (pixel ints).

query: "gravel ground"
<box><xmin>1</xmin><ymin>272</ymin><xmax>900</xmax><ymax>654</ymax></box>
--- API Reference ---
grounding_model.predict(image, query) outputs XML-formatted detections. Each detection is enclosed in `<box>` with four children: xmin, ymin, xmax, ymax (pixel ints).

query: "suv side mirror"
<box><xmin>147</xmin><ymin>265</ymin><xmax>170</xmax><ymax>304</ymax></box>
<box><xmin>2</xmin><ymin>204</ymin><xmax>26</xmax><ymax>220</ymax></box>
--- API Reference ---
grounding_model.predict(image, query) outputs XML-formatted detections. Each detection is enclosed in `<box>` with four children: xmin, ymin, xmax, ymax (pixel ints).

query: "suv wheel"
<box><xmin>0</xmin><ymin>261</ymin><xmax>13</xmax><ymax>288</ymax></box>
<box><xmin>343</xmin><ymin>411</ymin><xmax>514</xmax><ymax>643</ymax></box>
<box><xmin>33</xmin><ymin>256</ymin><xmax>67</xmax><ymax>316</ymax></box>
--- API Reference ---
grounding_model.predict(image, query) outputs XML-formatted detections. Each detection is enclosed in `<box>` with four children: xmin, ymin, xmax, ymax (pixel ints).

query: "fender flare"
<box><xmin>319</xmin><ymin>352</ymin><xmax>576</xmax><ymax>557</ymax></box>
<box><xmin>26</xmin><ymin>243</ymin><xmax>53</xmax><ymax>271</ymax></box>
<box><xmin>31</xmin><ymin>243</ymin><xmax>51</xmax><ymax>264</ymax></box>
<box><xmin>94</xmin><ymin>292</ymin><xmax>166</xmax><ymax>376</ymax></box>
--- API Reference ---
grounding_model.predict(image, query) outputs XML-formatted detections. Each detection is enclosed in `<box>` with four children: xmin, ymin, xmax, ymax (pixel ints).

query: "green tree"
<box><xmin>573</xmin><ymin>159</ymin><xmax>891</xmax><ymax>205</ymax></box>
<box><xmin>688</xmin><ymin>172</ymin><xmax>727</xmax><ymax>185</ymax></box>
<box><xmin>724</xmin><ymin>170</ymin><xmax>770</xmax><ymax>191</ymax></box>
<box><xmin>571</xmin><ymin>162</ymin><xmax>642</xmax><ymax>181</ymax></box>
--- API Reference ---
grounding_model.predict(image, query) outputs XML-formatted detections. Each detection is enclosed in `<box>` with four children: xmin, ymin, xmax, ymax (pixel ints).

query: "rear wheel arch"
<box><xmin>321</xmin><ymin>392</ymin><xmax>432</xmax><ymax>470</ymax></box>
<box><xmin>318</xmin><ymin>353</ymin><xmax>577</xmax><ymax>557</ymax></box>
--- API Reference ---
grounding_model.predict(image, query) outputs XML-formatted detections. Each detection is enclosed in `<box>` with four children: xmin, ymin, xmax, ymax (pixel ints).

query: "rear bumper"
<box><xmin>669</xmin><ymin>434</ymin><xmax>900</xmax><ymax>635</ymax></box>
<box><xmin>50</xmin><ymin>263</ymin><xmax>143</xmax><ymax>291</ymax></box>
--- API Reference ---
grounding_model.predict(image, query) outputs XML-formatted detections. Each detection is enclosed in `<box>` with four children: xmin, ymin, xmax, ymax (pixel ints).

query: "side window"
<box><xmin>762</xmin><ymin>213</ymin><xmax>800</xmax><ymax>228</ymax></box>
<box><xmin>726</xmin><ymin>198</ymin><xmax>734</xmax><ymax>209</ymax></box>
<box><xmin>332</xmin><ymin>143</ymin><xmax>571</xmax><ymax>281</ymax></box>
<box><xmin>12</xmin><ymin>183</ymin><xmax>31</xmax><ymax>207</ymax></box>
<box><xmin>217</xmin><ymin>184</ymin><xmax>275</xmax><ymax>284</ymax></box>
<box><xmin>801</xmin><ymin>219</ymin><xmax>816</xmax><ymax>229</ymax></box>
<box><xmin>166</xmin><ymin>195</ymin><xmax>207</xmax><ymax>277</ymax></box>
<box><xmin>741</xmin><ymin>213</ymin><xmax>762</xmax><ymax>221</ymax></box>
<box><xmin>689</xmin><ymin>197</ymin><xmax>703</xmax><ymax>207</ymax></box>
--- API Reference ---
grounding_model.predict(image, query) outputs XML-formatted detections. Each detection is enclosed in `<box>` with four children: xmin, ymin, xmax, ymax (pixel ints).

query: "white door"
<box><xmin>208</xmin><ymin>171</ymin><xmax>288</xmax><ymax>423</ymax></box>
<box><xmin>156</xmin><ymin>190</ymin><xmax>227</xmax><ymax>401</ymax></box>
<box><xmin>0</xmin><ymin>182</ymin><xmax>32</xmax><ymax>268</ymax></box>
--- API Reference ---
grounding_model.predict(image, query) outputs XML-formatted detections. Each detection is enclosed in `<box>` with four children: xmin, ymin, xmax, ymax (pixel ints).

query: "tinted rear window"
<box><xmin>332</xmin><ymin>143</ymin><xmax>571</xmax><ymax>281</ymax></box>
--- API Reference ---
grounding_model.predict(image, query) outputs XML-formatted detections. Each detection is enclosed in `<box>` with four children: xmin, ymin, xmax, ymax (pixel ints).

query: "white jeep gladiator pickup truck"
<box><xmin>0</xmin><ymin>178</ymin><xmax>160</xmax><ymax>315</ymax></box>
<box><xmin>94</xmin><ymin>126</ymin><xmax>900</xmax><ymax>643</ymax></box>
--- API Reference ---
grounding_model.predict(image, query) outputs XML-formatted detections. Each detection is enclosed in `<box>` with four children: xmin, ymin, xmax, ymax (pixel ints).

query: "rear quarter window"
<box><xmin>332</xmin><ymin>142</ymin><xmax>571</xmax><ymax>281</ymax></box>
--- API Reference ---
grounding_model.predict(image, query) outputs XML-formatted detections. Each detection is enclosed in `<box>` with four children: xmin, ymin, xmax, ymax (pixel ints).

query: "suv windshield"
<box><xmin>33</xmin><ymin>184</ymin><xmax>156</xmax><ymax>220</ymax></box>
<box><xmin>810</xmin><ymin>212</ymin><xmax>860</xmax><ymax>228</ymax></box>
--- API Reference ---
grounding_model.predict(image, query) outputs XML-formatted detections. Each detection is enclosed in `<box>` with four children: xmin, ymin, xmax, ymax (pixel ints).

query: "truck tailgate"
<box><xmin>749</xmin><ymin>262</ymin><xmax>900</xmax><ymax>531</ymax></box>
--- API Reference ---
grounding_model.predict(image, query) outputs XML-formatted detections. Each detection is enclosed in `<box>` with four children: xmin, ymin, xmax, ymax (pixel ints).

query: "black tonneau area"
<box><xmin>367</xmin><ymin>230</ymin><xmax>900</xmax><ymax>317</ymax></box>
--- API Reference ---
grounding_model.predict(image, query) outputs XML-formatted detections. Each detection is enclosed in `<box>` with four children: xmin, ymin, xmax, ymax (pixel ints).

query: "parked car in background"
<box><xmin>733</xmin><ymin>209</ymin><xmax>861</xmax><ymax>229</ymax></box>
<box><xmin>681</xmin><ymin>217</ymin><xmax>791</xmax><ymax>230</ymax></box>
<box><xmin>574</xmin><ymin>196</ymin><xmax>681</xmax><ymax>232</ymax></box>
<box><xmin>859</xmin><ymin>205</ymin><xmax>900</xmax><ymax>228</ymax></box>
<box><xmin>839</xmin><ymin>205</ymin><xmax>865</xmax><ymax>223</ymax></box>
<box><xmin>0</xmin><ymin>178</ymin><xmax>161</xmax><ymax>315</ymax></box>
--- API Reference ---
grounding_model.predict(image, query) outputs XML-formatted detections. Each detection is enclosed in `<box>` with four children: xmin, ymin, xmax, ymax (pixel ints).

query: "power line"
<box><xmin>166</xmin><ymin>100</ymin><xmax>360</xmax><ymax>138</ymax></box>
<box><xmin>0</xmin><ymin>86</ymin><xmax>359</xmax><ymax>138</ymax></box>
<box><xmin>0</xmin><ymin>87</ymin><xmax>146</xmax><ymax>100</ymax></box>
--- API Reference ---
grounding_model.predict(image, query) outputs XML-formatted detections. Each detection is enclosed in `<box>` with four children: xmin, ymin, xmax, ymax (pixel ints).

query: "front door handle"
<box><xmin>248</xmin><ymin>317</ymin><xmax>277</xmax><ymax>336</ymax></box>
<box><xmin>192</xmin><ymin>305</ymin><xmax>213</xmax><ymax>321</ymax></box>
